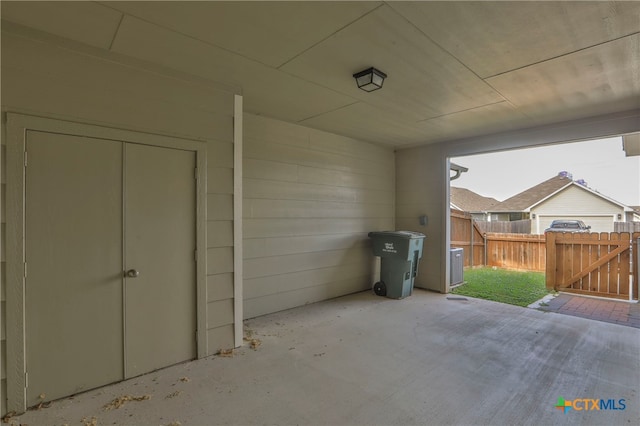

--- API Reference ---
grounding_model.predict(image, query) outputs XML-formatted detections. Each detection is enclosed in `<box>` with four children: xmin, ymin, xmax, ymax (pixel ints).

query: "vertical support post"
<box><xmin>545</xmin><ymin>232</ymin><xmax>556</xmax><ymax>291</ymax></box>
<box><xmin>483</xmin><ymin>233</ymin><xmax>487</xmax><ymax>267</ymax></box>
<box><xmin>6</xmin><ymin>114</ymin><xmax>27</xmax><ymax>413</ymax></box>
<box><xmin>469</xmin><ymin>218</ymin><xmax>474</xmax><ymax>268</ymax></box>
<box><xmin>233</xmin><ymin>95</ymin><xmax>243</xmax><ymax>348</ymax></box>
<box><xmin>629</xmin><ymin>233</ymin><xmax>640</xmax><ymax>300</ymax></box>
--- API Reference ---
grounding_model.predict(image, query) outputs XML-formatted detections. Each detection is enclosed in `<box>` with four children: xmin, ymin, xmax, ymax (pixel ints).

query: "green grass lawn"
<box><xmin>450</xmin><ymin>267</ymin><xmax>550</xmax><ymax>307</ymax></box>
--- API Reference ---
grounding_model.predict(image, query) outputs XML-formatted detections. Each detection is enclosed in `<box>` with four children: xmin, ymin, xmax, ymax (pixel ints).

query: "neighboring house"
<box><xmin>489</xmin><ymin>172</ymin><xmax>636</xmax><ymax>233</ymax></box>
<box><xmin>450</xmin><ymin>187</ymin><xmax>499</xmax><ymax>221</ymax></box>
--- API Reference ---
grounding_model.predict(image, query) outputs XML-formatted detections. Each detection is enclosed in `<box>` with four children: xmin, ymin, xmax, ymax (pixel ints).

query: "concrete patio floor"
<box><xmin>9</xmin><ymin>289</ymin><xmax>640</xmax><ymax>426</ymax></box>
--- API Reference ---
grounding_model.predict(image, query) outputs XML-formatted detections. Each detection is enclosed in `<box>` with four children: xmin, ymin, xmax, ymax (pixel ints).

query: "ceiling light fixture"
<box><xmin>353</xmin><ymin>67</ymin><xmax>387</xmax><ymax>92</ymax></box>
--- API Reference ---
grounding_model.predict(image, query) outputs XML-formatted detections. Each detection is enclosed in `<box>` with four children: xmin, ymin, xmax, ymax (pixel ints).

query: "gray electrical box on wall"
<box><xmin>450</xmin><ymin>248</ymin><xmax>464</xmax><ymax>285</ymax></box>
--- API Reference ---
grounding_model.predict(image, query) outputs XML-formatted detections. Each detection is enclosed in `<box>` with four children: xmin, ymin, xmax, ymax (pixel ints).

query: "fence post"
<box><xmin>545</xmin><ymin>232</ymin><xmax>556</xmax><ymax>291</ymax></box>
<box><xmin>470</xmin><ymin>220</ymin><xmax>474</xmax><ymax>268</ymax></box>
<box><xmin>635</xmin><ymin>235</ymin><xmax>639</xmax><ymax>301</ymax></box>
<box><xmin>483</xmin><ymin>233</ymin><xmax>487</xmax><ymax>267</ymax></box>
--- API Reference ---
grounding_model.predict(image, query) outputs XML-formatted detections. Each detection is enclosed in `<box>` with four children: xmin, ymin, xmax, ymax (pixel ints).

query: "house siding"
<box><xmin>242</xmin><ymin>114</ymin><xmax>395</xmax><ymax>319</ymax></box>
<box><xmin>1</xmin><ymin>28</ymin><xmax>236</xmax><ymax>413</ymax></box>
<box><xmin>532</xmin><ymin>185</ymin><xmax>623</xmax><ymax>232</ymax></box>
<box><xmin>490</xmin><ymin>213</ymin><xmax>512</xmax><ymax>222</ymax></box>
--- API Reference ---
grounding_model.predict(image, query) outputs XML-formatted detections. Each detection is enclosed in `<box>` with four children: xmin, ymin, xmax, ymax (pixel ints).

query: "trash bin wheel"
<box><xmin>373</xmin><ymin>281</ymin><xmax>387</xmax><ymax>297</ymax></box>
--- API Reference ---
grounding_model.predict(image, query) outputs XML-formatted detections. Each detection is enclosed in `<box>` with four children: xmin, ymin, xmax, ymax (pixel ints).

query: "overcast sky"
<box><xmin>451</xmin><ymin>136</ymin><xmax>640</xmax><ymax>207</ymax></box>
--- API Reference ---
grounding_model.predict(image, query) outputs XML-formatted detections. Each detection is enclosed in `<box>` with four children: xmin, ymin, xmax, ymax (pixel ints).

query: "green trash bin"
<box><xmin>368</xmin><ymin>231</ymin><xmax>426</xmax><ymax>299</ymax></box>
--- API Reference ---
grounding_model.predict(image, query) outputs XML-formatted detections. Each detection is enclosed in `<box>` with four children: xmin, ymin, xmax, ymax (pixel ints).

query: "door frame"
<box><xmin>6</xmin><ymin>113</ymin><xmax>208</xmax><ymax>412</ymax></box>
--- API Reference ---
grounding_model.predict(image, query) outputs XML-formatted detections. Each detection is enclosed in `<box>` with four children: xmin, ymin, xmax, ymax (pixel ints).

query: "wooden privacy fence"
<box><xmin>451</xmin><ymin>209</ymin><xmax>485</xmax><ymax>268</ymax></box>
<box><xmin>450</xmin><ymin>210</ymin><xmax>545</xmax><ymax>271</ymax></box>
<box><xmin>451</xmin><ymin>209</ymin><xmax>640</xmax><ymax>292</ymax></box>
<box><xmin>475</xmin><ymin>219</ymin><xmax>532</xmax><ymax>234</ymax></box>
<box><xmin>614</xmin><ymin>222</ymin><xmax>640</xmax><ymax>233</ymax></box>
<box><xmin>485</xmin><ymin>233</ymin><xmax>546</xmax><ymax>271</ymax></box>
<box><xmin>546</xmin><ymin>232</ymin><xmax>640</xmax><ymax>300</ymax></box>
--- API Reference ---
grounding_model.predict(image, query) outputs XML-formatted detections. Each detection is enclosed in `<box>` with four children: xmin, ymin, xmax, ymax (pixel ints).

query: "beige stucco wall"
<box><xmin>1</xmin><ymin>27</ymin><xmax>236</xmax><ymax>413</ymax></box>
<box><xmin>242</xmin><ymin>114</ymin><xmax>395</xmax><ymax>318</ymax></box>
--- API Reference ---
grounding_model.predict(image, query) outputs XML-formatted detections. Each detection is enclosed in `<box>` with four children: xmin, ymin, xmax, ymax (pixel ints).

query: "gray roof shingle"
<box><xmin>491</xmin><ymin>174</ymin><xmax>573</xmax><ymax>212</ymax></box>
<box><xmin>450</xmin><ymin>187</ymin><xmax>500</xmax><ymax>212</ymax></box>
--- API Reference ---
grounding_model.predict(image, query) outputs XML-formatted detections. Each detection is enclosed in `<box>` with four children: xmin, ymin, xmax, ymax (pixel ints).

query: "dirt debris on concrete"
<box><xmin>81</xmin><ymin>416</ymin><xmax>98</xmax><ymax>426</ymax></box>
<box><xmin>217</xmin><ymin>348</ymin><xmax>234</xmax><ymax>357</ymax></box>
<box><xmin>165</xmin><ymin>390</ymin><xmax>182</xmax><ymax>399</ymax></box>
<box><xmin>29</xmin><ymin>393</ymin><xmax>52</xmax><ymax>411</ymax></box>
<box><xmin>34</xmin><ymin>400</ymin><xmax>52</xmax><ymax>410</ymax></box>
<box><xmin>243</xmin><ymin>326</ymin><xmax>262</xmax><ymax>350</ymax></box>
<box><xmin>243</xmin><ymin>325</ymin><xmax>255</xmax><ymax>338</ymax></box>
<box><xmin>179</xmin><ymin>377</ymin><xmax>190</xmax><ymax>383</ymax></box>
<box><xmin>166</xmin><ymin>422</ymin><xmax>182</xmax><ymax>426</ymax></box>
<box><xmin>1</xmin><ymin>412</ymin><xmax>16</xmax><ymax>424</ymax></box>
<box><xmin>103</xmin><ymin>394</ymin><xmax>151</xmax><ymax>410</ymax></box>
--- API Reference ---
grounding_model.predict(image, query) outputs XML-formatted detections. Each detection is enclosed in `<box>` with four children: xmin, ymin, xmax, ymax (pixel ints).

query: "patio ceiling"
<box><xmin>2</xmin><ymin>1</ymin><xmax>639</xmax><ymax>147</ymax></box>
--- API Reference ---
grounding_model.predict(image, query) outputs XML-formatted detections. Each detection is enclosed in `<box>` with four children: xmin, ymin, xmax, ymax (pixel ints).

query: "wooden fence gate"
<box><xmin>546</xmin><ymin>232</ymin><xmax>640</xmax><ymax>300</ymax></box>
<box><xmin>451</xmin><ymin>209</ymin><xmax>485</xmax><ymax>267</ymax></box>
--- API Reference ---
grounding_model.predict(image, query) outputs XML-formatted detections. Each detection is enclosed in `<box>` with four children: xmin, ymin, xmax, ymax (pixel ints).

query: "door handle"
<box><xmin>125</xmin><ymin>269</ymin><xmax>140</xmax><ymax>278</ymax></box>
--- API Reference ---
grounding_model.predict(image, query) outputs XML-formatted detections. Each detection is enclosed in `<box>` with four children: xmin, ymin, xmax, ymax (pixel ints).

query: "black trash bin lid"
<box><xmin>368</xmin><ymin>230</ymin><xmax>425</xmax><ymax>239</ymax></box>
